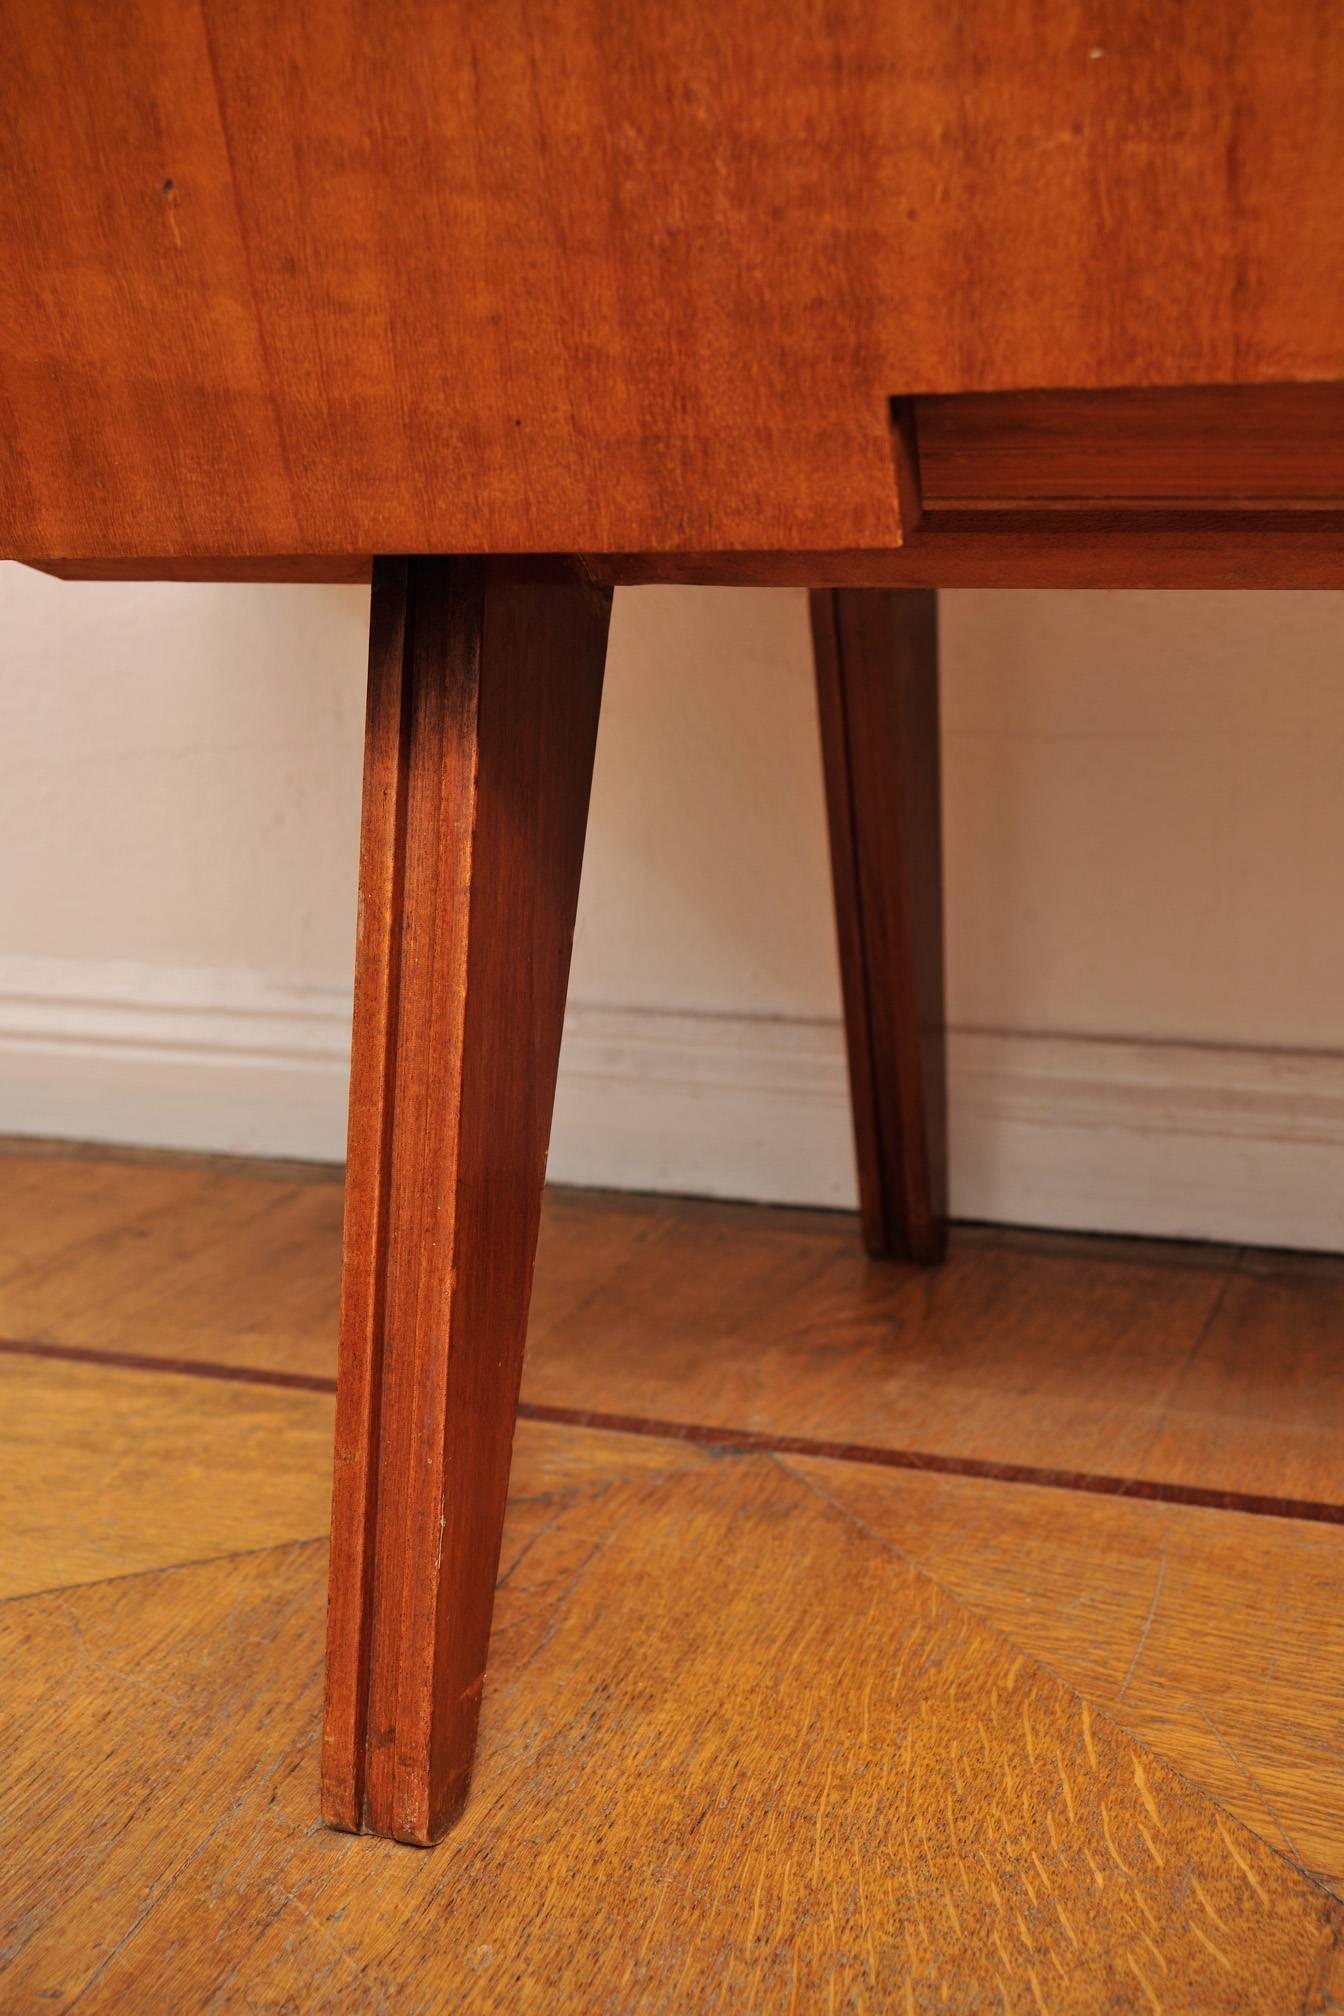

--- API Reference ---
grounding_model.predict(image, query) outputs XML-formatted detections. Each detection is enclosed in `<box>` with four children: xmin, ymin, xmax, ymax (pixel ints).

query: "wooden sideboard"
<box><xmin>3</xmin><ymin>0</ymin><xmax>1342</xmax><ymax>1842</ymax></box>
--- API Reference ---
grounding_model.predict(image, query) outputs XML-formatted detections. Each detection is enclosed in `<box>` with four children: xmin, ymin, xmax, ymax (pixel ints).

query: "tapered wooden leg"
<box><xmin>811</xmin><ymin>588</ymin><xmax>948</xmax><ymax>1265</ymax></box>
<box><xmin>322</xmin><ymin>555</ymin><xmax>611</xmax><ymax>1844</ymax></box>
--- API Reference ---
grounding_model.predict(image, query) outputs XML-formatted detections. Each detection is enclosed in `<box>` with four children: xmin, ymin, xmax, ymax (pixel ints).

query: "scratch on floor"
<box><xmin>1115</xmin><ymin>1543</ymin><xmax>1168</xmax><ymax>1704</ymax></box>
<box><xmin>1184</xmin><ymin>1700</ymin><xmax>1304</xmax><ymax>1871</ymax></box>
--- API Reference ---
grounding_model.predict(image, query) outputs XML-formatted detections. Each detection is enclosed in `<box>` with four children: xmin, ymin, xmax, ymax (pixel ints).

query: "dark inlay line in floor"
<box><xmin>4</xmin><ymin>1333</ymin><xmax>1340</xmax><ymax>1527</ymax></box>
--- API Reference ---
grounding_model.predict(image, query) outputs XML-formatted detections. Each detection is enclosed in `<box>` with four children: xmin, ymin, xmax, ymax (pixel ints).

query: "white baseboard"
<box><xmin>2</xmin><ymin>957</ymin><xmax>1342</xmax><ymax>1250</ymax></box>
<box><xmin>0</xmin><ymin>959</ymin><xmax>355</xmax><ymax>1163</ymax></box>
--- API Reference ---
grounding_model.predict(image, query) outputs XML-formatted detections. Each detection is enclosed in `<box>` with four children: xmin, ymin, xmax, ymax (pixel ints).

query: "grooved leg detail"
<box><xmin>322</xmin><ymin>555</ymin><xmax>611</xmax><ymax>1843</ymax></box>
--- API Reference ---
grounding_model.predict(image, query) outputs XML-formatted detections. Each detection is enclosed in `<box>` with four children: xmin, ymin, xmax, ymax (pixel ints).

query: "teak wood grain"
<box><xmin>26</xmin><ymin>379</ymin><xmax>1344</xmax><ymax>588</ymax></box>
<box><xmin>323</xmin><ymin>554</ymin><xmax>611</xmax><ymax>1845</ymax></box>
<box><xmin>589</xmin><ymin>513</ymin><xmax>1344</xmax><ymax>589</ymax></box>
<box><xmin>4</xmin><ymin>1</ymin><xmax>1344</xmax><ymax>561</ymax></box>
<box><xmin>812</xmin><ymin>588</ymin><xmax>947</xmax><ymax>1262</ymax></box>
<box><xmin>26</xmin><ymin>513</ymin><xmax>1344</xmax><ymax>590</ymax></box>
<box><xmin>6</xmin><ymin>0</ymin><xmax>1344</xmax><ymax>1910</ymax></box>
<box><xmin>913</xmin><ymin>384</ymin><xmax>1344</xmax><ymax>506</ymax></box>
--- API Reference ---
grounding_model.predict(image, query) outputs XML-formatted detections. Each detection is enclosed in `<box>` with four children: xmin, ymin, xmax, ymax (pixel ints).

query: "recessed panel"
<box><xmin>913</xmin><ymin>386</ymin><xmax>1344</xmax><ymax>509</ymax></box>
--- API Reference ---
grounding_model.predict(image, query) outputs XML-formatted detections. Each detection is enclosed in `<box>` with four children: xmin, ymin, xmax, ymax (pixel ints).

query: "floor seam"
<box><xmin>1</xmin><ymin>1534</ymin><xmax>329</xmax><ymax>1609</ymax></box>
<box><xmin>5</xmin><ymin>1333</ymin><xmax>1342</xmax><ymax>1528</ymax></box>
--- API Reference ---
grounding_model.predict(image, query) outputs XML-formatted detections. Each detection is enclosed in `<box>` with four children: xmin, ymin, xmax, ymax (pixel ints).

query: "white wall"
<box><xmin>3</xmin><ymin>562</ymin><xmax>1344</xmax><ymax>1247</ymax></box>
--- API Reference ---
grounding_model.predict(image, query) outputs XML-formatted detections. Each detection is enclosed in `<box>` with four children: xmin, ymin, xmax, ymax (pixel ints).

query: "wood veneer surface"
<box><xmin>3</xmin><ymin>0</ymin><xmax>1343</xmax><ymax>560</ymax></box>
